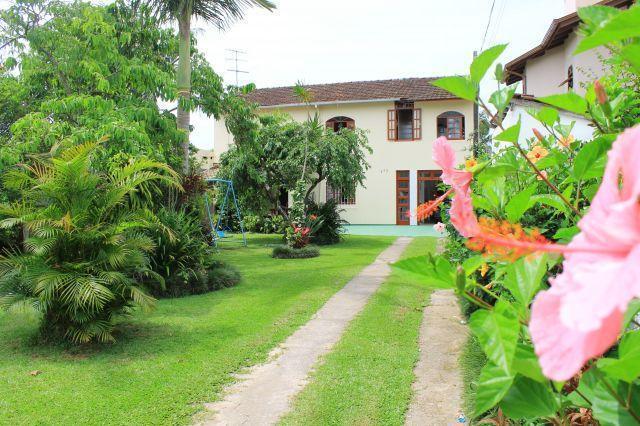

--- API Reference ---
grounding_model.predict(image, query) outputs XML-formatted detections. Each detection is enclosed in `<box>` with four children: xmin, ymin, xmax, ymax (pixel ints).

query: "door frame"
<box><xmin>396</xmin><ymin>170</ymin><xmax>410</xmax><ymax>225</ymax></box>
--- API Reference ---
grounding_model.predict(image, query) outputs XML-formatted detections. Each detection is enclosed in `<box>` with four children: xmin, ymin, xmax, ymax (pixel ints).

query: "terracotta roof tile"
<box><xmin>244</xmin><ymin>77</ymin><xmax>459</xmax><ymax>107</ymax></box>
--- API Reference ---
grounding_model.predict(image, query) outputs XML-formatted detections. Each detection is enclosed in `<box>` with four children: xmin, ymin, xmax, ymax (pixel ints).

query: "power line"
<box><xmin>225</xmin><ymin>49</ymin><xmax>248</xmax><ymax>86</ymax></box>
<box><xmin>480</xmin><ymin>0</ymin><xmax>497</xmax><ymax>52</ymax></box>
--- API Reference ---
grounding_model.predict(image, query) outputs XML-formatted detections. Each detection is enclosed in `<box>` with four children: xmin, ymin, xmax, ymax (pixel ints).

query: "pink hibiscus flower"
<box><xmin>432</xmin><ymin>137</ymin><xmax>479</xmax><ymax>237</ymax></box>
<box><xmin>529</xmin><ymin>125</ymin><xmax>640</xmax><ymax>380</ymax></box>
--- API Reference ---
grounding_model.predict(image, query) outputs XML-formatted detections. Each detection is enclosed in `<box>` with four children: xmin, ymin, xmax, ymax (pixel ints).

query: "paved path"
<box><xmin>197</xmin><ymin>237</ymin><xmax>413</xmax><ymax>426</ymax></box>
<box><xmin>405</xmin><ymin>289</ymin><xmax>468</xmax><ymax>426</ymax></box>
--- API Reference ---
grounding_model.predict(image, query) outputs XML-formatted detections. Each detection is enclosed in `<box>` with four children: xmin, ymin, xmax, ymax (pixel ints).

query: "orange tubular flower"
<box><xmin>466</xmin><ymin>218</ymin><xmax>555</xmax><ymax>261</ymax></box>
<box><xmin>558</xmin><ymin>134</ymin><xmax>575</xmax><ymax>149</ymax></box>
<box><xmin>526</xmin><ymin>145</ymin><xmax>549</xmax><ymax>164</ymax></box>
<box><xmin>465</xmin><ymin>158</ymin><xmax>478</xmax><ymax>170</ymax></box>
<box><xmin>415</xmin><ymin>188</ymin><xmax>454</xmax><ymax>221</ymax></box>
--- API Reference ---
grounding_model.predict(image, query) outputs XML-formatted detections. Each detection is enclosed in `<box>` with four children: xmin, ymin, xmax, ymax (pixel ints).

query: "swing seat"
<box><xmin>217</xmin><ymin>230</ymin><xmax>226</xmax><ymax>238</ymax></box>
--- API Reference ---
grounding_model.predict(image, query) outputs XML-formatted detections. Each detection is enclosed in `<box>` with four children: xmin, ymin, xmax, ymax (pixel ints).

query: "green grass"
<box><xmin>0</xmin><ymin>234</ymin><xmax>394</xmax><ymax>426</ymax></box>
<box><xmin>279</xmin><ymin>237</ymin><xmax>438</xmax><ymax>426</ymax></box>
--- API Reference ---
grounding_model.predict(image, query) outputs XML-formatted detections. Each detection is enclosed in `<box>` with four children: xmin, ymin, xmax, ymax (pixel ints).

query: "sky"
<box><xmin>191</xmin><ymin>0</ymin><xmax>569</xmax><ymax>150</ymax></box>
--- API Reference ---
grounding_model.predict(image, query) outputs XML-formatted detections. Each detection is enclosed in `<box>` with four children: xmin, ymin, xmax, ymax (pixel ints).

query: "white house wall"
<box><xmin>524</xmin><ymin>32</ymin><xmax>609</xmax><ymax>98</ymax></box>
<box><xmin>213</xmin><ymin>98</ymin><xmax>474</xmax><ymax>225</ymax></box>
<box><xmin>501</xmin><ymin>103</ymin><xmax>594</xmax><ymax>146</ymax></box>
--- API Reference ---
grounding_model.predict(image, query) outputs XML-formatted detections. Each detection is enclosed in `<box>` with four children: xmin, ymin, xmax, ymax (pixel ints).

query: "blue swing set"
<box><xmin>204</xmin><ymin>178</ymin><xmax>247</xmax><ymax>247</ymax></box>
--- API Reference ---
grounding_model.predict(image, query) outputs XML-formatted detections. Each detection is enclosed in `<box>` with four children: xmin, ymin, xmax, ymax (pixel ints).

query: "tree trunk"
<box><xmin>177</xmin><ymin>12</ymin><xmax>192</xmax><ymax>174</ymax></box>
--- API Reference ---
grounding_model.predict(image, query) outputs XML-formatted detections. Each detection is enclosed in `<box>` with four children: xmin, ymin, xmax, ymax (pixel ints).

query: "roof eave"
<box><xmin>256</xmin><ymin>96</ymin><xmax>462</xmax><ymax>109</ymax></box>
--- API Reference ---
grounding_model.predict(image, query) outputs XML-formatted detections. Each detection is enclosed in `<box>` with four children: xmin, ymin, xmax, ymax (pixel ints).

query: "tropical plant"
<box><xmin>0</xmin><ymin>141</ymin><xmax>180</xmax><ymax>343</ymax></box>
<box><xmin>396</xmin><ymin>4</ymin><xmax>640</xmax><ymax>423</ymax></box>
<box><xmin>307</xmin><ymin>199</ymin><xmax>347</xmax><ymax>245</ymax></box>
<box><xmin>149</xmin><ymin>0</ymin><xmax>275</xmax><ymax>173</ymax></box>
<box><xmin>147</xmin><ymin>206</ymin><xmax>212</xmax><ymax>296</ymax></box>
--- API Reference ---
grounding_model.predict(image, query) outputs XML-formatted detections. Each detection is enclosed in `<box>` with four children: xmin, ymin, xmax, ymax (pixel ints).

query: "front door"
<box><xmin>418</xmin><ymin>170</ymin><xmax>443</xmax><ymax>224</ymax></box>
<box><xmin>396</xmin><ymin>170</ymin><xmax>410</xmax><ymax>225</ymax></box>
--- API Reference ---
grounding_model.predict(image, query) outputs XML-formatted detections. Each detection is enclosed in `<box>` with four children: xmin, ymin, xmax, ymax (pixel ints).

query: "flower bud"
<box><xmin>594</xmin><ymin>80</ymin><xmax>608</xmax><ymax>105</ymax></box>
<box><xmin>533</xmin><ymin>128</ymin><xmax>545</xmax><ymax>143</ymax></box>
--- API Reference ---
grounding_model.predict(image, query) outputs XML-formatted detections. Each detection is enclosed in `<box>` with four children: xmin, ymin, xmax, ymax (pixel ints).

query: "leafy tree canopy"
<box><xmin>0</xmin><ymin>0</ymin><xmax>223</xmax><ymax>174</ymax></box>
<box><xmin>218</xmin><ymin>93</ymin><xmax>371</xmax><ymax>216</ymax></box>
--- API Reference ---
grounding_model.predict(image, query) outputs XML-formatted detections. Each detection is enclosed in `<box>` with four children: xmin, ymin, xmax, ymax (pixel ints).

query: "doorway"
<box><xmin>396</xmin><ymin>170</ymin><xmax>410</xmax><ymax>225</ymax></box>
<box><xmin>417</xmin><ymin>170</ymin><xmax>443</xmax><ymax>224</ymax></box>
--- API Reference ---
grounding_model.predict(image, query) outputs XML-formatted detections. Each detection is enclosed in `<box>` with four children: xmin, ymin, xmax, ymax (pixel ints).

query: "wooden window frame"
<box><xmin>437</xmin><ymin>112</ymin><xmax>465</xmax><ymax>140</ymax></box>
<box><xmin>387</xmin><ymin>107</ymin><xmax>422</xmax><ymax>142</ymax></box>
<box><xmin>326</xmin><ymin>116</ymin><xmax>355</xmax><ymax>132</ymax></box>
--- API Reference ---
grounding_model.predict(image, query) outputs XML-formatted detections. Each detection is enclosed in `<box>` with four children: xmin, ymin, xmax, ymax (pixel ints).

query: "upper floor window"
<box><xmin>326</xmin><ymin>116</ymin><xmax>355</xmax><ymax>132</ymax></box>
<box><xmin>326</xmin><ymin>183</ymin><xmax>356</xmax><ymax>205</ymax></box>
<box><xmin>387</xmin><ymin>101</ymin><xmax>422</xmax><ymax>141</ymax></box>
<box><xmin>437</xmin><ymin>111</ymin><xmax>465</xmax><ymax>140</ymax></box>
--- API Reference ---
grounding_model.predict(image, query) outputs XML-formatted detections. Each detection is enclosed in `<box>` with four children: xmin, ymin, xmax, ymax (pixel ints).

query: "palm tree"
<box><xmin>152</xmin><ymin>0</ymin><xmax>276</xmax><ymax>174</ymax></box>
<box><xmin>0</xmin><ymin>141</ymin><xmax>181</xmax><ymax>343</ymax></box>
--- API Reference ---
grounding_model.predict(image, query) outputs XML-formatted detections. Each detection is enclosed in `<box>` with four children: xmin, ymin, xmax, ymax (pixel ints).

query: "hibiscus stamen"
<box><xmin>415</xmin><ymin>188</ymin><xmax>454</xmax><ymax>221</ymax></box>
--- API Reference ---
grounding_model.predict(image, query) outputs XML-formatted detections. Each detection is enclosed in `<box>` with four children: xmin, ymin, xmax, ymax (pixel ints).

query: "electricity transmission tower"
<box><xmin>225</xmin><ymin>49</ymin><xmax>248</xmax><ymax>86</ymax></box>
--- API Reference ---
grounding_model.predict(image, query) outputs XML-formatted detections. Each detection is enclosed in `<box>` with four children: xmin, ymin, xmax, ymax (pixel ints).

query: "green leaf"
<box><xmin>432</xmin><ymin>76</ymin><xmax>477</xmax><ymax>101</ymax></box>
<box><xmin>505</xmin><ymin>185</ymin><xmax>537</xmax><ymax>223</ymax></box>
<box><xmin>494</xmin><ymin>120</ymin><xmax>521</xmax><ymax>143</ymax></box>
<box><xmin>599</xmin><ymin>331</ymin><xmax>640</xmax><ymax>382</ymax></box>
<box><xmin>539</xmin><ymin>93</ymin><xmax>588</xmax><ymax>116</ymax></box>
<box><xmin>489</xmin><ymin>84</ymin><xmax>517</xmax><ymax>116</ymax></box>
<box><xmin>581</xmin><ymin>370</ymin><xmax>640</xmax><ymax>426</ymax></box>
<box><xmin>470</xmin><ymin>44</ymin><xmax>508</xmax><ymax>84</ymax></box>
<box><xmin>573</xmin><ymin>140</ymin><xmax>607</xmax><ymax>181</ymax></box>
<box><xmin>512</xmin><ymin>344</ymin><xmax>546</xmax><ymax>383</ymax></box>
<box><xmin>530</xmin><ymin>194</ymin><xmax>569</xmax><ymax>215</ymax></box>
<box><xmin>462</xmin><ymin>255</ymin><xmax>486</xmax><ymax>276</ymax></box>
<box><xmin>503</xmin><ymin>255</ymin><xmax>548</xmax><ymax>309</ymax></box>
<box><xmin>530</xmin><ymin>106</ymin><xmax>559</xmax><ymax>127</ymax></box>
<box><xmin>623</xmin><ymin>299</ymin><xmax>640</xmax><ymax>331</ymax></box>
<box><xmin>553</xmin><ymin>226</ymin><xmax>579</xmax><ymax>243</ymax></box>
<box><xmin>469</xmin><ymin>300</ymin><xmax>519</xmax><ymax>371</ymax></box>
<box><xmin>620</xmin><ymin>44</ymin><xmax>640</xmax><ymax>72</ymax></box>
<box><xmin>392</xmin><ymin>255</ymin><xmax>453</xmax><ymax>288</ymax></box>
<box><xmin>500</xmin><ymin>376</ymin><xmax>560</xmax><ymax>419</ymax></box>
<box><xmin>576</xmin><ymin>6</ymin><xmax>640</xmax><ymax>54</ymax></box>
<box><xmin>475</xmin><ymin>362</ymin><xmax>515</xmax><ymax>416</ymax></box>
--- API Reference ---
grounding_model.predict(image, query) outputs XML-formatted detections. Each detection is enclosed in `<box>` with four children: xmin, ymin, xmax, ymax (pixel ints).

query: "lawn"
<box><xmin>0</xmin><ymin>234</ymin><xmax>394</xmax><ymax>426</ymax></box>
<box><xmin>279</xmin><ymin>237</ymin><xmax>438</xmax><ymax>426</ymax></box>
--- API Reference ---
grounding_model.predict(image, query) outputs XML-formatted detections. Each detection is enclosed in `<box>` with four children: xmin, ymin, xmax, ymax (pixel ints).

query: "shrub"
<box><xmin>271</xmin><ymin>245</ymin><xmax>320</xmax><ymax>259</ymax></box>
<box><xmin>207</xmin><ymin>261</ymin><xmax>241</xmax><ymax>290</ymax></box>
<box><xmin>307</xmin><ymin>199</ymin><xmax>347</xmax><ymax>245</ymax></box>
<box><xmin>243</xmin><ymin>214</ymin><xmax>287</xmax><ymax>234</ymax></box>
<box><xmin>147</xmin><ymin>207</ymin><xmax>213</xmax><ymax>297</ymax></box>
<box><xmin>0</xmin><ymin>142</ymin><xmax>180</xmax><ymax>343</ymax></box>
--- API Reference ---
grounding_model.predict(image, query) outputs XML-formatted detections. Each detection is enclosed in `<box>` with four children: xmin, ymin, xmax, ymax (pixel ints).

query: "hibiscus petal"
<box><xmin>530</xmin><ymin>287</ymin><xmax>622</xmax><ymax>381</ymax></box>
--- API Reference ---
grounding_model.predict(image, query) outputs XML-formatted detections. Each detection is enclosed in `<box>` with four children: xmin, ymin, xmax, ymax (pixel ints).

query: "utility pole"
<box><xmin>225</xmin><ymin>49</ymin><xmax>248</xmax><ymax>86</ymax></box>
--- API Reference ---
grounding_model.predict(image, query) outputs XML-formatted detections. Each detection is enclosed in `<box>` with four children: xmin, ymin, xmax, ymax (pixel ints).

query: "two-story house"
<box><xmin>213</xmin><ymin>77</ymin><xmax>475</xmax><ymax>226</ymax></box>
<box><xmin>502</xmin><ymin>0</ymin><xmax>633</xmax><ymax>142</ymax></box>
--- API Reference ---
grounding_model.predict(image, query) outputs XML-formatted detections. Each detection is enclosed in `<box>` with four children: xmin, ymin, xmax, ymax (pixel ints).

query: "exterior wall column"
<box><xmin>409</xmin><ymin>169</ymin><xmax>417</xmax><ymax>226</ymax></box>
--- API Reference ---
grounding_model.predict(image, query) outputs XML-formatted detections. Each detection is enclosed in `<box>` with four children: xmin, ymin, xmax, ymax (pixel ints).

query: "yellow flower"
<box><xmin>479</xmin><ymin>263</ymin><xmax>489</xmax><ymax>277</ymax></box>
<box><xmin>558</xmin><ymin>134</ymin><xmax>575</xmax><ymax>149</ymax></box>
<box><xmin>465</xmin><ymin>158</ymin><xmax>478</xmax><ymax>171</ymax></box>
<box><xmin>526</xmin><ymin>145</ymin><xmax>549</xmax><ymax>164</ymax></box>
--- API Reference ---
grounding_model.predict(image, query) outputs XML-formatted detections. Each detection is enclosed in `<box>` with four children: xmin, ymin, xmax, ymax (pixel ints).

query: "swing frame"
<box><xmin>204</xmin><ymin>178</ymin><xmax>247</xmax><ymax>247</ymax></box>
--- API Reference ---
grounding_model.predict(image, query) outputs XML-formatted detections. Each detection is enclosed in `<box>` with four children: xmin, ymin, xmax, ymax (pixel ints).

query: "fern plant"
<box><xmin>0</xmin><ymin>141</ymin><xmax>180</xmax><ymax>343</ymax></box>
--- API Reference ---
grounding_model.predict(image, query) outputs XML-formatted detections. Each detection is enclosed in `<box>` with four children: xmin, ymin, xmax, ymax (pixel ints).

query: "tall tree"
<box><xmin>151</xmin><ymin>0</ymin><xmax>275</xmax><ymax>174</ymax></box>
